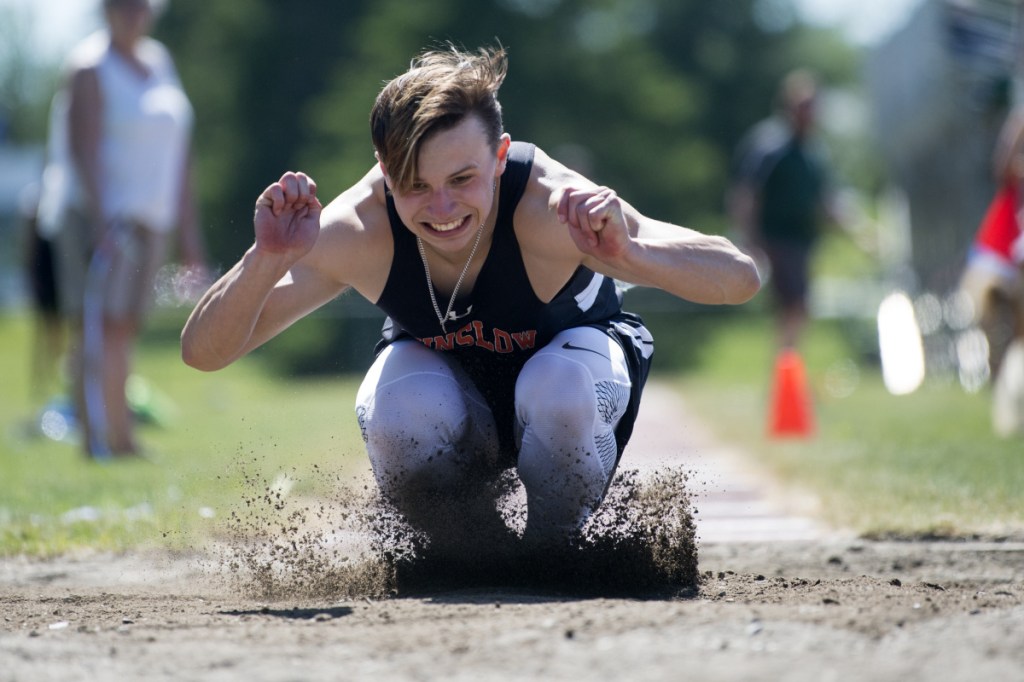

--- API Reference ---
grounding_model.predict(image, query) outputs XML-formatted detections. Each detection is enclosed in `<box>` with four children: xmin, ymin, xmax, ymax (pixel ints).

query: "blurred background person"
<box><xmin>960</xmin><ymin>106</ymin><xmax>1024</xmax><ymax>436</ymax></box>
<box><xmin>960</xmin><ymin>106</ymin><xmax>1024</xmax><ymax>380</ymax></box>
<box><xmin>729</xmin><ymin>69</ymin><xmax>845</xmax><ymax>352</ymax></box>
<box><xmin>35</xmin><ymin>0</ymin><xmax>204</xmax><ymax>458</ymax></box>
<box><xmin>19</xmin><ymin>181</ymin><xmax>66</xmax><ymax>406</ymax></box>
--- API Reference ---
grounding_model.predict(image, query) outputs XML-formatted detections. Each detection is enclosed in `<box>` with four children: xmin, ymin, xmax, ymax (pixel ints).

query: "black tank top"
<box><xmin>375</xmin><ymin>141</ymin><xmax>625</xmax><ymax>450</ymax></box>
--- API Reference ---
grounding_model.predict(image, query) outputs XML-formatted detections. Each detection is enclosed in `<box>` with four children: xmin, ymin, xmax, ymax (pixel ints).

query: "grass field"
<box><xmin>1</xmin><ymin>309</ymin><xmax>368</xmax><ymax>557</ymax></box>
<box><xmin>2</xmin><ymin>295</ymin><xmax>1023</xmax><ymax>558</ymax></box>
<box><xmin>656</xmin><ymin>312</ymin><xmax>1024</xmax><ymax>540</ymax></box>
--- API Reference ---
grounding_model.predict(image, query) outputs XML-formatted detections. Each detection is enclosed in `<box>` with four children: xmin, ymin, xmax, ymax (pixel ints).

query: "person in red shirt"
<box><xmin>961</xmin><ymin>107</ymin><xmax>1024</xmax><ymax>380</ymax></box>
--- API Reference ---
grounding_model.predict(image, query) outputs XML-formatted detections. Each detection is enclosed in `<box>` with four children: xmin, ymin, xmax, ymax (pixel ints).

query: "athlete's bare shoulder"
<box><xmin>307</xmin><ymin>165</ymin><xmax>394</xmax><ymax>301</ymax></box>
<box><xmin>318</xmin><ymin>165</ymin><xmax>390</xmax><ymax>235</ymax></box>
<box><xmin>513</xmin><ymin>146</ymin><xmax>599</xmax><ymax>298</ymax></box>
<box><xmin>515</xmin><ymin>146</ymin><xmax>597</xmax><ymax>254</ymax></box>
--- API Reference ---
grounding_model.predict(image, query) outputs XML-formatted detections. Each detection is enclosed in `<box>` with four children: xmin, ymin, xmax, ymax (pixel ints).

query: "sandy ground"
<box><xmin>2</xmin><ymin>384</ymin><xmax>1022</xmax><ymax>682</ymax></box>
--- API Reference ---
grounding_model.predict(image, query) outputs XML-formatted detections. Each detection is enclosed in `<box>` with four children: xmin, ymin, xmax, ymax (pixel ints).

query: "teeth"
<box><xmin>430</xmin><ymin>218</ymin><xmax>463</xmax><ymax>232</ymax></box>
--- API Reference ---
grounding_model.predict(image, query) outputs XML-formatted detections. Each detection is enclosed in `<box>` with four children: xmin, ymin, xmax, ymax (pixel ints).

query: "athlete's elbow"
<box><xmin>180</xmin><ymin>335</ymin><xmax>230</xmax><ymax>372</ymax></box>
<box><xmin>181</xmin><ymin>345</ymin><xmax>215</xmax><ymax>372</ymax></box>
<box><xmin>724</xmin><ymin>253</ymin><xmax>762</xmax><ymax>304</ymax></box>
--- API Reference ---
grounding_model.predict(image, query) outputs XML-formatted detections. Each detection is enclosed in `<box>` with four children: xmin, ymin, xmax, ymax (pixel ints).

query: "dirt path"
<box><xmin>2</xmin><ymin>382</ymin><xmax>1023</xmax><ymax>682</ymax></box>
<box><xmin>627</xmin><ymin>382</ymin><xmax>829</xmax><ymax>543</ymax></box>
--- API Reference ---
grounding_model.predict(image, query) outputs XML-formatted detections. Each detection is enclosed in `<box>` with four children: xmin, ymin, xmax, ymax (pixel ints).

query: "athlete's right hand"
<box><xmin>253</xmin><ymin>171</ymin><xmax>322</xmax><ymax>258</ymax></box>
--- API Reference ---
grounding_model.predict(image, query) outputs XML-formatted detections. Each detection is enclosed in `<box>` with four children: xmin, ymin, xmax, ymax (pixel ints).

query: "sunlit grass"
<box><xmin>670</xmin><ymin>313</ymin><xmax>1024</xmax><ymax>539</ymax></box>
<box><xmin>1</xmin><ymin>310</ymin><xmax>367</xmax><ymax>557</ymax></box>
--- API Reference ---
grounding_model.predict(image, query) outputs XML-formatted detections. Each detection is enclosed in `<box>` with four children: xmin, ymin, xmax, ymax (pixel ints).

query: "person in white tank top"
<box><xmin>38</xmin><ymin>0</ymin><xmax>205</xmax><ymax>458</ymax></box>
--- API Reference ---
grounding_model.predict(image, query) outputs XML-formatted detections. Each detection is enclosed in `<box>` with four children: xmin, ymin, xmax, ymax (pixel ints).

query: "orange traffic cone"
<box><xmin>768</xmin><ymin>349</ymin><xmax>814</xmax><ymax>438</ymax></box>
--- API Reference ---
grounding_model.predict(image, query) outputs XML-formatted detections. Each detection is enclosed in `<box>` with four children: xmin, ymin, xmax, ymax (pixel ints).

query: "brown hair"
<box><xmin>370</xmin><ymin>45</ymin><xmax>507</xmax><ymax>193</ymax></box>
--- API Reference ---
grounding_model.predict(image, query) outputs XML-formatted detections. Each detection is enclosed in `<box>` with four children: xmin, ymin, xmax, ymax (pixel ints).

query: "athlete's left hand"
<box><xmin>557</xmin><ymin>186</ymin><xmax>633</xmax><ymax>263</ymax></box>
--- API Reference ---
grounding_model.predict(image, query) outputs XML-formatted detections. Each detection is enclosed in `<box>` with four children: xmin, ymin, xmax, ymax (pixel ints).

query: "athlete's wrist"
<box><xmin>243</xmin><ymin>243</ymin><xmax>299</xmax><ymax>280</ymax></box>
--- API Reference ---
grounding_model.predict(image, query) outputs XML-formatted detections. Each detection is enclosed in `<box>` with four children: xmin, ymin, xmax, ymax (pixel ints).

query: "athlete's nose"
<box><xmin>428</xmin><ymin>187</ymin><xmax>456</xmax><ymax>216</ymax></box>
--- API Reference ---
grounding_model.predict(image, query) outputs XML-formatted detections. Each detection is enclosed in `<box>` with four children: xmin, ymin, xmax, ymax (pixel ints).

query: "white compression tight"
<box><xmin>354</xmin><ymin>326</ymin><xmax>633</xmax><ymax>544</ymax></box>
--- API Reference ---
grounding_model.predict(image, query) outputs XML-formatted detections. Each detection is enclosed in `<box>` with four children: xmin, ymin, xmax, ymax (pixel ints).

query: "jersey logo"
<box><xmin>418</xmin><ymin>321</ymin><xmax>537</xmax><ymax>353</ymax></box>
<box><xmin>446</xmin><ymin>305</ymin><xmax>473</xmax><ymax>322</ymax></box>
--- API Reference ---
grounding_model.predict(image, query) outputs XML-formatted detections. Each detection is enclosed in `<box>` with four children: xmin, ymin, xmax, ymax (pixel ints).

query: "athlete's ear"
<box><xmin>496</xmin><ymin>134</ymin><xmax>511</xmax><ymax>175</ymax></box>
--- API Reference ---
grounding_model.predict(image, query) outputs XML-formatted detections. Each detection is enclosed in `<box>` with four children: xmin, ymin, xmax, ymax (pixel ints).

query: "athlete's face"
<box><xmin>384</xmin><ymin>116</ymin><xmax>510</xmax><ymax>257</ymax></box>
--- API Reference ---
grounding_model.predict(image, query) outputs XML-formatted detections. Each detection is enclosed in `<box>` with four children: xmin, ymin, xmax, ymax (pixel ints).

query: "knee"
<box><xmin>516</xmin><ymin>353</ymin><xmax>596</xmax><ymax>427</ymax></box>
<box><xmin>356</xmin><ymin>378</ymin><xmax>469</xmax><ymax>493</ymax></box>
<box><xmin>357</xmin><ymin>376</ymin><xmax>461</xmax><ymax>444</ymax></box>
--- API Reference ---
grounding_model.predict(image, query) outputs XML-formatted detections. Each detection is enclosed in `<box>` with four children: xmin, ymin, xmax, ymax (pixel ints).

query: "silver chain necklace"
<box><xmin>416</xmin><ymin>220</ymin><xmax>486</xmax><ymax>334</ymax></box>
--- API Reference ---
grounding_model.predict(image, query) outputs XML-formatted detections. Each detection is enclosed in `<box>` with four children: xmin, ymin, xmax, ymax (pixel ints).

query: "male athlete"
<box><xmin>181</xmin><ymin>46</ymin><xmax>760</xmax><ymax>549</ymax></box>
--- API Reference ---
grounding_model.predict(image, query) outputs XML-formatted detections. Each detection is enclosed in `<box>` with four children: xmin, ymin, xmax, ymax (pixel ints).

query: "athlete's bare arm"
<box><xmin>516</xmin><ymin>147</ymin><xmax>760</xmax><ymax>305</ymax></box>
<box><xmin>181</xmin><ymin>169</ymin><xmax>392</xmax><ymax>371</ymax></box>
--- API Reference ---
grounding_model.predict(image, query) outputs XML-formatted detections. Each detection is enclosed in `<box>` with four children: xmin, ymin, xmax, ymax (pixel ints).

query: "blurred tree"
<box><xmin>0</xmin><ymin>6</ymin><xmax>58</xmax><ymax>143</ymax></box>
<box><xmin>156</xmin><ymin>0</ymin><xmax>859</xmax><ymax>268</ymax></box>
<box><xmin>155</xmin><ymin>0</ymin><xmax>372</xmax><ymax>267</ymax></box>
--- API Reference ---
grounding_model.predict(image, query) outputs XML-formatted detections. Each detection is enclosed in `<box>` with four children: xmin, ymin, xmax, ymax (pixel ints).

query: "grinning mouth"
<box><xmin>427</xmin><ymin>216</ymin><xmax>468</xmax><ymax>233</ymax></box>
